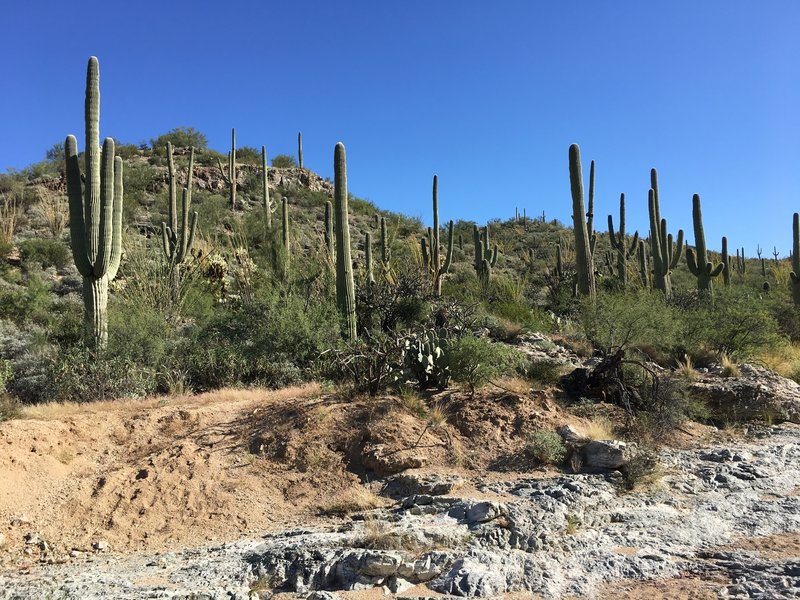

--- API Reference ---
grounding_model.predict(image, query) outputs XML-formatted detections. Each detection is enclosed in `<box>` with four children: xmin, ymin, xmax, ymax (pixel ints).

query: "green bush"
<box><xmin>271</xmin><ymin>154</ymin><xmax>297</xmax><ymax>168</ymax></box>
<box><xmin>524</xmin><ymin>429</ymin><xmax>567</xmax><ymax>465</ymax></box>
<box><xmin>18</xmin><ymin>239</ymin><xmax>70</xmax><ymax>270</ymax></box>
<box><xmin>150</xmin><ymin>127</ymin><xmax>208</xmax><ymax>152</ymax></box>
<box><xmin>445</xmin><ymin>335</ymin><xmax>523</xmax><ymax>394</ymax></box>
<box><xmin>0</xmin><ymin>276</ymin><xmax>53</xmax><ymax>325</ymax></box>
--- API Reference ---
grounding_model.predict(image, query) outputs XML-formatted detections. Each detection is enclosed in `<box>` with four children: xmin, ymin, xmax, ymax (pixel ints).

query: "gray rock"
<box><xmin>583</xmin><ymin>440</ymin><xmax>633</xmax><ymax>469</ymax></box>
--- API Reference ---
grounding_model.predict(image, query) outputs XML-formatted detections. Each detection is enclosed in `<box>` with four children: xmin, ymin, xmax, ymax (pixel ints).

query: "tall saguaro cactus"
<box><xmin>298</xmin><ymin>131</ymin><xmax>304</xmax><ymax>170</ymax></box>
<box><xmin>429</xmin><ymin>175</ymin><xmax>454</xmax><ymax>296</ymax></box>
<box><xmin>281</xmin><ymin>196</ymin><xmax>290</xmax><ymax>262</ymax></box>
<box><xmin>334</xmin><ymin>143</ymin><xmax>356</xmax><ymax>340</ymax></box>
<box><xmin>568</xmin><ymin>144</ymin><xmax>595</xmax><ymax>300</ymax></box>
<box><xmin>324</xmin><ymin>200</ymin><xmax>334</xmax><ymax>259</ymax></box>
<box><xmin>364</xmin><ymin>231</ymin><xmax>375</xmax><ymax>284</ymax></box>
<box><xmin>380</xmin><ymin>216</ymin><xmax>390</xmax><ymax>265</ymax></box>
<box><xmin>637</xmin><ymin>240</ymin><xmax>650</xmax><ymax>289</ymax></box>
<box><xmin>647</xmin><ymin>169</ymin><xmax>684</xmax><ymax>297</ymax></box>
<box><xmin>686</xmin><ymin>194</ymin><xmax>724</xmax><ymax>294</ymax></box>
<box><xmin>65</xmin><ymin>56</ymin><xmax>123</xmax><ymax>350</ymax></box>
<box><xmin>161</xmin><ymin>142</ymin><xmax>198</xmax><ymax>299</ymax></box>
<box><xmin>473</xmin><ymin>224</ymin><xmax>498</xmax><ymax>284</ymax></box>
<box><xmin>607</xmin><ymin>193</ymin><xmax>639</xmax><ymax>287</ymax></box>
<box><xmin>721</xmin><ymin>236</ymin><xmax>731</xmax><ymax>287</ymax></box>
<box><xmin>217</xmin><ymin>128</ymin><xmax>237</xmax><ymax>209</ymax></box>
<box><xmin>586</xmin><ymin>159</ymin><xmax>597</xmax><ymax>255</ymax></box>
<box><xmin>790</xmin><ymin>213</ymin><xmax>800</xmax><ymax>306</ymax></box>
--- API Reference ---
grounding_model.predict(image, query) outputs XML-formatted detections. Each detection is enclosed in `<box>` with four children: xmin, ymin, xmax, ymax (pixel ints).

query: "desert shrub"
<box><xmin>18</xmin><ymin>238</ymin><xmax>70</xmax><ymax>270</ymax></box>
<box><xmin>445</xmin><ymin>335</ymin><xmax>523</xmax><ymax>394</ymax></box>
<box><xmin>0</xmin><ymin>320</ymin><xmax>54</xmax><ymax>403</ymax></box>
<box><xmin>48</xmin><ymin>347</ymin><xmax>158</xmax><ymax>402</ymax></box>
<box><xmin>0</xmin><ymin>394</ymin><xmax>21</xmax><ymax>422</ymax></box>
<box><xmin>150</xmin><ymin>127</ymin><xmax>208</xmax><ymax>153</ymax></box>
<box><xmin>525</xmin><ymin>359</ymin><xmax>563</xmax><ymax>385</ymax></box>
<box><xmin>271</xmin><ymin>154</ymin><xmax>297</xmax><ymax>168</ymax></box>
<box><xmin>0</xmin><ymin>276</ymin><xmax>53</xmax><ymax>325</ymax></box>
<box><xmin>237</xmin><ymin>146</ymin><xmax>262</xmax><ymax>164</ymax></box>
<box><xmin>322</xmin><ymin>332</ymin><xmax>403</xmax><ymax>395</ymax></box>
<box><xmin>619</xmin><ymin>446</ymin><xmax>661</xmax><ymax>491</ymax></box>
<box><xmin>679</xmin><ymin>288</ymin><xmax>782</xmax><ymax>359</ymax></box>
<box><xmin>582</xmin><ymin>290</ymin><xmax>679</xmax><ymax>358</ymax></box>
<box><xmin>183</xmin><ymin>293</ymin><xmax>339</xmax><ymax>390</ymax></box>
<box><xmin>524</xmin><ymin>429</ymin><xmax>567</xmax><ymax>465</ymax></box>
<box><xmin>355</xmin><ymin>267</ymin><xmax>433</xmax><ymax>333</ymax></box>
<box><xmin>490</xmin><ymin>301</ymin><xmax>553</xmax><ymax>334</ymax></box>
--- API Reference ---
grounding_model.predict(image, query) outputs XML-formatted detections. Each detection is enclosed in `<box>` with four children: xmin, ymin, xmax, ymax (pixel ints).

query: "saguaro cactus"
<box><xmin>429</xmin><ymin>175</ymin><xmax>454</xmax><ymax>296</ymax></box>
<box><xmin>298</xmin><ymin>131</ymin><xmax>304</xmax><ymax>170</ymax></box>
<box><xmin>380</xmin><ymin>216</ymin><xmax>390</xmax><ymax>265</ymax></box>
<box><xmin>161</xmin><ymin>142</ymin><xmax>198</xmax><ymax>301</ymax></box>
<box><xmin>637</xmin><ymin>240</ymin><xmax>650</xmax><ymax>289</ymax></box>
<box><xmin>281</xmin><ymin>196</ymin><xmax>290</xmax><ymax>261</ymax></box>
<box><xmin>647</xmin><ymin>169</ymin><xmax>684</xmax><ymax>297</ymax></box>
<box><xmin>721</xmin><ymin>236</ymin><xmax>731</xmax><ymax>287</ymax></box>
<box><xmin>686</xmin><ymin>194</ymin><xmax>724</xmax><ymax>294</ymax></box>
<box><xmin>262</xmin><ymin>146</ymin><xmax>275</xmax><ymax>227</ymax></box>
<box><xmin>569</xmin><ymin>144</ymin><xmax>595</xmax><ymax>300</ymax></box>
<box><xmin>217</xmin><ymin>128</ymin><xmax>237</xmax><ymax>209</ymax></box>
<box><xmin>334</xmin><ymin>143</ymin><xmax>356</xmax><ymax>340</ymax></box>
<box><xmin>790</xmin><ymin>213</ymin><xmax>800</xmax><ymax>306</ymax></box>
<box><xmin>607</xmin><ymin>193</ymin><xmax>639</xmax><ymax>287</ymax></box>
<box><xmin>364</xmin><ymin>231</ymin><xmax>375</xmax><ymax>284</ymax></box>
<box><xmin>586</xmin><ymin>159</ymin><xmax>597</xmax><ymax>255</ymax></box>
<box><xmin>473</xmin><ymin>224</ymin><xmax>498</xmax><ymax>283</ymax></box>
<box><xmin>65</xmin><ymin>56</ymin><xmax>123</xmax><ymax>350</ymax></box>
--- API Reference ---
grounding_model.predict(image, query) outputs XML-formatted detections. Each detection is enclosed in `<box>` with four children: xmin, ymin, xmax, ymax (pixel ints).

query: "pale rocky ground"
<box><xmin>1</xmin><ymin>341</ymin><xmax>800</xmax><ymax>599</ymax></box>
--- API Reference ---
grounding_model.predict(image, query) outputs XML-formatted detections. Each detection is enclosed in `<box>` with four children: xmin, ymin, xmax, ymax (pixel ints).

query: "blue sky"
<box><xmin>2</xmin><ymin>1</ymin><xmax>799</xmax><ymax>254</ymax></box>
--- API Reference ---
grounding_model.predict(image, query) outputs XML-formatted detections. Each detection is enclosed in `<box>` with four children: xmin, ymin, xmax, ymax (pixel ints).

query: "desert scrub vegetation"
<box><xmin>525</xmin><ymin>429</ymin><xmax>568</xmax><ymax>465</ymax></box>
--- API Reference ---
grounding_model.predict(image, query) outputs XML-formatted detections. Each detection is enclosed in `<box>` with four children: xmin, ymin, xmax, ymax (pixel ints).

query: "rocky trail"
<box><xmin>2</xmin><ymin>421</ymin><xmax>799</xmax><ymax>599</ymax></box>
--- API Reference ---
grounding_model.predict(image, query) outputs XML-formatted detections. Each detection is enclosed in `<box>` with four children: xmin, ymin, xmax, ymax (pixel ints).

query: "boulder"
<box><xmin>583</xmin><ymin>440</ymin><xmax>633</xmax><ymax>470</ymax></box>
<box><xmin>689</xmin><ymin>364</ymin><xmax>800</xmax><ymax>424</ymax></box>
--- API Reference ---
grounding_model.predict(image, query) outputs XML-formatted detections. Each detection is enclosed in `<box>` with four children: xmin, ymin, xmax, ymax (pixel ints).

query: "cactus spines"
<box><xmin>790</xmin><ymin>213</ymin><xmax>800</xmax><ymax>306</ymax></box>
<box><xmin>686</xmin><ymin>194</ymin><xmax>724</xmax><ymax>293</ymax></box>
<box><xmin>216</xmin><ymin>128</ymin><xmax>237</xmax><ymax>209</ymax></box>
<box><xmin>364</xmin><ymin>231</ymin><xmax>375</xmax><ymax>284</ymax></box>
<box><xmin>569</xmin><ymin>144</ymin><xmax>595</xmax><ymax>299</ymax></box>
<box><xmin>323</xmin><ymin>200</ymin><xmax>334</xmax><ymax>258</ymax></box>
<box><xmin>262</xmin><ymin>146</ymin><xmax>275</xmax><ymax>227</ymax></box>
<box><xmin>607</xmin><ymin>193</ymin><xmax>639</xmax><ymax>287</ymax></box>
<box><xmin>297</xmin><ymin>131</ymin><xmax>303</xmax><ymax>170</ymax></box>
<box><xmin>647</xmin><ymin>178</ymin><xmax>684</xmax><ymax>297</ymax></box>
<box><xmin>334</xmin><ymin>143</ymin><xmax>356</xmax><ymax>340</ymax></box>
<box><xmin>65</xmin><ymin>57</ymin><xmax>123</xmax><ymax>350</ymax></box>
<box><xmin>721</xmin><ymin>236</ymin><xmax>731</xmax><ymax>287</ymax></box>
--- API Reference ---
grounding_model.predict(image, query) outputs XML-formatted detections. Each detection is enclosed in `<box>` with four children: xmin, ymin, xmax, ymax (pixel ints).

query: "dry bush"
<box><xmin>36</xmin><ymin>185</ymin><xmax>68</xmax><ymax>238</ymax></box>
<box><xmin>575</xmin><ymin>415</ymin><xmax>615</xmax><ymax>441</ymax></box>
<box><xmin>0</xmin><ymin>193</ymin><xmax>19</xmax><ymax>247</ymax></box>
<box><xmin>321</xmin><ymin>486</ymin><xmax>386</xmax><ymax>516</ymax></box>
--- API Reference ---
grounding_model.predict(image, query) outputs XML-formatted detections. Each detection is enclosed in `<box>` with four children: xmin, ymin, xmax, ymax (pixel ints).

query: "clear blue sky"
<box><xmin>2</xmin><ymin>1</ymin><xmax>799</xmax><ymax>255</ymax></box>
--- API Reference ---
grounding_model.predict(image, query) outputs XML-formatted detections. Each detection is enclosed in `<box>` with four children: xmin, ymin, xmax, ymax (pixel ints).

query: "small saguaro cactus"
<box><xmin>790</xmin><ymin>213</ymin><xmax>800</xmax><ymax>306</ymax></box>
<box><xmin>334</xmin><ymin>143</ymin><xmax>356</xmax><ymax>340</ymax></box>
<box><xmin>607</xmin><ymin>193</ymin><xmax>639</xmax><ymax>288</ymax></box>
<box><xmin>297</xmin><ymin>131</ymin><xmax>304</xmax><ymax>170</ymax></box>
<box><xmin>569</xmin><ymin>144</ymin><xmax>596</xmax><ymax>300</ymax></box>
<box><xmin>364</xmin><ymin>231</ymin><xmax>375</xmax><ymax>284</ymax></box>
<box><xmin>647</xmin><ymin>169</ymin><xmax>684</xmax><ymax>297</ymax></box>
<box><xmin>217</xmin><ymin>128</ymin><xmax>237</xmax><ymax>209</ymax></box>
<box><xmin>65</xmin><ymin>56</ymin><xmax>123</xmax><ymax>350</ymax></box>
<box><xmin>379</xmin><ymin>216</ymin><xmax>390</xmax><ymax>265</ymax></box>
<box><xmin>686</xmin><ymin>194</ymin><xmax>725</xmax><ymax>294</ymax></box>
<box><xmin>261</xmin><ymin>146</ymin><xmax>276</xmax><ymax>227</ymax></box>
<box><xmin>721</xmin><ymin>236</ymin><xmax>731</xmax><ymax>287</ymax></box>
<box><xmin>637</xmin><ymin>239</ymin><xmax>650</xmax><ymax>289</ymax></box>
<box><xmin>161</xmin><ymin>142</ymin><xmax>198</xmax><ymax>300</ymax></box>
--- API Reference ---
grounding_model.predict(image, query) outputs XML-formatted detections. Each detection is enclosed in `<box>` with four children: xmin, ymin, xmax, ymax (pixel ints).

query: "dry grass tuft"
<box><xmin>399</xmin><ymin>388</ymin><xmax>426</xmax><ymax>418</ymax></box>
<box><xmin>759</xmin><ymin>345</ymin><xmax>800</xmax><ymax>382</ymax></box>
<box><xmin>36</xmin><ymin>185</ymin><xmax>68</xmax><ymax>238</ymax></box>
<box><xmin>357</xmin><ymin>516</ymin><xmax>420</xmax><ymax>552</ymax></box>
<box><xmin>19</xmin><ymin>383</ymin><xmax>323</xmax><ymax>421</ymax></box>
<box><xmin>674</xmin><ymin>354</ymin><xmax>698</xmax><ymax>381</ymax></box>
<box><xmin>426</xmin><ymin>402</ymin><xmax>448</xmax><ymax>429</ymax></box>
<box><xmin>0</xmin><ymin>193</ymin><xmax>19</xmax><ymax>248</ymax></box>
<box><xmin>491</xmin><ymin>376</ymin><xmax>531</xmax><ymax>396</ymax></box>
<box><xmin>320</xmin><ymin>486</ymin><xmax>386</xmax><ymax>516</ymax></box>
<box><xmin>576</xmin><ymin>415</ymin><xmax>615</xmax><ymax>441</ymax></box>
<box><xmin>719</xmin><ymin>354</ymin><xmax>740</xmax><ymax>378</ymax></box>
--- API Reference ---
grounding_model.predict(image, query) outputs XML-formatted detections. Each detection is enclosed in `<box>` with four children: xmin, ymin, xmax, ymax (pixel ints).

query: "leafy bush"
<box><xmin>524</xmin><ymin>429</ymin><xmax>567</xmax><ymax>465</ymax></box>
<box><xmin>271</xmin><ymin>154</ymin><xmax>297</xmax><ymax>168</ymax></box>
<box><xmin>18</xmin><ymin>238</ymin><xmax>70</xmax><ymax>270</ymax></box>
<box><xmin>150</xmin><ymin>127</ymin><xmax>208</xmax><ymax>152</ymax></box>
<box><xmin>0</xmin><ymin>276</ymin><xmax>53</xmax><ymax>325</ymax></box>
<box><xmin>445</xmin><ymin>335</ymin><xmax>523</xmax><ymax>394</ymax></box>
